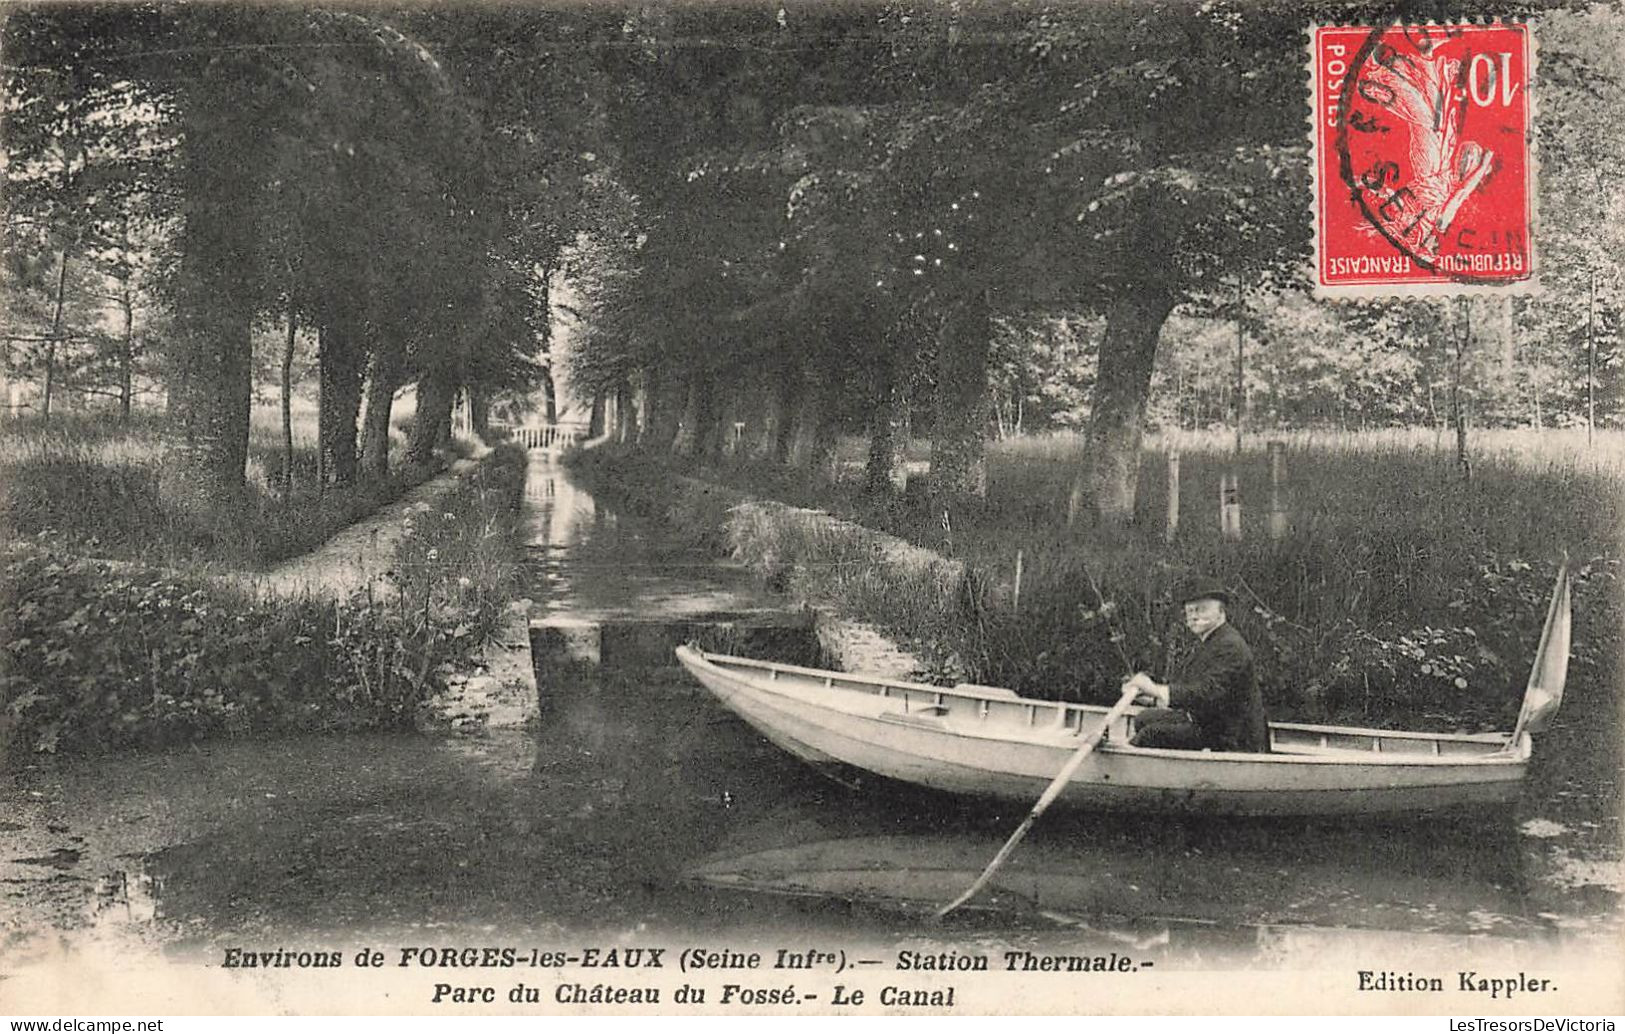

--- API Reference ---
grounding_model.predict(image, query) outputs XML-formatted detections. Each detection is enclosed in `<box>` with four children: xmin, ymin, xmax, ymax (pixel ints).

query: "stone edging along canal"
<box><xmin>228</xmin><ymin>442</ymin><xmax>538</xmax><ymax>732</ymax></box>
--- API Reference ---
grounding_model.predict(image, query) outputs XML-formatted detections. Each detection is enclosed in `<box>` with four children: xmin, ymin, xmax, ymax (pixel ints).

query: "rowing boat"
<box><xmin>673</xmin><ymin>566</ymin><xmax>1571</xmax><ymax>817</ymax></box>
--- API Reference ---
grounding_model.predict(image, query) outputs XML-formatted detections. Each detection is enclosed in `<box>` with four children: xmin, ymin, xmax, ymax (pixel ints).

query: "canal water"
<box><xmin>2</xmin><ymin>455</ymin><xmax>1619</xmax><ymax>978</ymax></box>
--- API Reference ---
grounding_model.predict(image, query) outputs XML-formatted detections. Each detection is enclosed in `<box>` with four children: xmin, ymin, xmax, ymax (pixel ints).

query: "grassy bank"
<box><xmin>0</xmin><ymin>445</ymin><xmax>528</xmax><ymax>764</ymax></box>
<box><xmin>0</xmin><ymin>411</ymin><xmax>467</xmax><ymax>569</ymax></box>
<box><xmin>573</xmin><ymin>432</ymin><xmax>1621</xmax><ymax>734</ymax></box>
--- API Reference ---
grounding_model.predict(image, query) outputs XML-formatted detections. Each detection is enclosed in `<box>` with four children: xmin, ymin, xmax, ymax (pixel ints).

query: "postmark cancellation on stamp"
<box><xmin>1311</xmin><ymin>22</ymin><xmax>1536</xmax><ymax>299</ymax></box>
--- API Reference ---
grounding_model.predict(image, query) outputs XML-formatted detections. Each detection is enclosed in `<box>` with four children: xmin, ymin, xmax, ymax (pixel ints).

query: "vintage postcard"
<box><xmin>1</xmin><ymin>0</ymin><xmax>1620</xmax><ymax>1022</ymax></box>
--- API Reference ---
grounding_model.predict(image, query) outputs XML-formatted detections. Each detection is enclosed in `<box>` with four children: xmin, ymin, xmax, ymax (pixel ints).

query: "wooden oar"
<box><xmin>937</xmin><ymin>685</ymin><xmax>1140</xmax><ymax>919</ymax></box>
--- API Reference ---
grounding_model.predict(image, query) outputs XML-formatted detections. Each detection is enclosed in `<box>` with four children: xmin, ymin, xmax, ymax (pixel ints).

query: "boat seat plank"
<box><xmin>952</xmin><ymin>683</ymin><xmax>1022</xmax><ymax>700</ymax></box>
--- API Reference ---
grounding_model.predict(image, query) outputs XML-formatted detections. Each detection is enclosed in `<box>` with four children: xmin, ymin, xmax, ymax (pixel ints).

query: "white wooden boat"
<box><xmin>674</xmin><ymin>566</ymin><xmax>1571</xmax><ymax>817</ymax></box>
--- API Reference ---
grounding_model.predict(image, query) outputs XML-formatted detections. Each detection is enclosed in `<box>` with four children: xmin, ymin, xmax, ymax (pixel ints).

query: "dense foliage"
<box><xmin>2</xmin><ymin>5</ymin><xmax>575</xmax><ymax>490</ymax></box>
<box><xmin>557</xmin><ymin>2</ymin><xmax>1623</xmax><ymax>521</ymax></box>
<box><xmin>0</xmin><ymin>445</ymin><xmax>526</xmax><ymax>764</ymax></box>
<box><xmin>5</xmin><ymin>3</ymin><xmax>1620</xmax><ymax>521</ymax></box>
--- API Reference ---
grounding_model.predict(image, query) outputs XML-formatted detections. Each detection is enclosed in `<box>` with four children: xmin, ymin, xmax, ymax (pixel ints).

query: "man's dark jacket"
<box><xmin>1167</xmin><ymin>622</ymin><xmax>1269</xmax><ymax>752</ymax></box>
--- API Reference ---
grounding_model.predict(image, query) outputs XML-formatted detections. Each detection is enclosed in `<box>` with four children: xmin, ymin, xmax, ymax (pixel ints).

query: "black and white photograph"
<box><xmin>0</xmin><ymin>0</ymin><xmax>1621</xmax><ymax>1018</ymax></box>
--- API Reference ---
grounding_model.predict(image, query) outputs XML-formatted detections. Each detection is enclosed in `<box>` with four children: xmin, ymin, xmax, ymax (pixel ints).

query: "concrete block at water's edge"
<box><xmin>531</xmin><ymin>615</ymin><xmax>603</xmax><ymax>666</ymax></box>
<box><xmin>528</xmin><ymin>610</ymin><xmax>820</xmax><ymax>675</ymax></box>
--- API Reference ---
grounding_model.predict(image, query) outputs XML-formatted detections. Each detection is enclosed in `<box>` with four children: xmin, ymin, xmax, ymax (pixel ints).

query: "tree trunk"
<box><xmin>468</xmin><ymin>389</ymin><xmax>490</xmax><ymax>439</ymax></box>
<box><xmin>772</xmin><ymin>360</ymin><xmax>798</xmax><ymax>465</ymax></box>
<box><xmin>865</xmin><ymin>353</ymin><xmax>910</xmax><ymax>496</ymax></box>
<box><xmin>542</xmin><ymin>367</ymin><xmax>558</xmax><ymax>425</ymax></box>
<box><xmin>643</xmin><ymin>363</ymin><xmax>682</xmax><ymax>452</ymax></box>
<box><xmin>589</xmin><ymin>390</ymin><xmax>607</xmax><ymax>438</ymax></box>
<box><xmin>1074</xmin><ymin>289</ymin><xmax>1178</xmax><ymax>524</ymax></box>
<box><xmin>614</xmin><ymin>379</ymin><xmax>634</xmax><ymax>443</ymax></box>
<box><xmin>406</xmin><ymin>368</ymin><xmax>456</xmax><ymax>466</ymax></box>
<box><xmin>1233</xmin><ymin>279</ymin><xmax>1245</xmax><ymax>457</ymax></box>
<box><xmin>119</xmin><ymin>285</ymin><xmax>135</xmax><ymax>425</ymax></box>
<box><xmin>1452</xmin><ymin>302</ymin><xmax>1472</xmax><ymax>480</ymax></box>
<box><xmin>694</xmin><ymin>370</ymin><xmax>723</xmax><ymax>462</ymax></box>
<box><xmin>172</xmin><ymin>300</ymin><xmax>254</xmax><ymax>497</ymax></box>
<box><xmin>439</xmin><ymin>389</ymin><xmax>457</xmax><ymax>446</ymax></box>
<box><xmin>713</xmin><ymin>377</ymin><xmax>742</xmax><ymax>461</ymax></box>
<box><xmin>317</xmin><ymin>316</ymin><xmax>365</xmax><ymax>488</ymax></box>
<box><xmin>672</xmin><ymin>374</ymin><xmax>699</xmax><ymax>455</ymax></box>
<box><xmin>171</xmin><ymin>83</ymin><xmax>256</xmax><ymax>498</ymax></box>
<box><xmin>1173</xmin><ymin>363</ymin><xmax>1185</xmax><ymax>432</ymax></box>
<box><xmin>314</xmin><ymin>328</ymin><xmax>326</xmax><ymax>489</ymax></box>
<box><xmin>280</xmin><ymin>304</ymin><xmax>296</xmax><ymax>498</ymax></box>
<box><xmin>1587</xmin><ymin>271</ymin><xmax>1597</xmax><ymax>445</ymax></box>
<box><xmin>43</xmin><ymin>249</ymin><xmax>68</xmax><ymax>424</ymax></box>
<box><xmin>675</xmin><ymin>368</ymin><xmax>719</xmax><ymax>459</ymax></box>
<box><xmin>42</xmin><ymin>341</ymin><xmax>56</xmax><ymax>424</ymax></box>
<box><xmin>166</xmin><ymin>360</ymin><xmax>188</xmax><ymax>420</ymax></box>
<box><xmin>930</xmin><ymin>289</ymin><xmax>992</xmax><ymax>499</ymax></box>
<box><xmin>807</xmin><ymin>375</ymin><xmax>841</xmax><ymax>483</ymax></box>
<box><xmin>790</xmin><ymin>370</ymin><xmax>841</xmax><ymax>483</ymax></box>
<box><xmin>748</xmin><ymin>364</ymin><xmax>778</xmax><ymax>459</ymax></box>
<box><xmin>359</xmin><ymin>344</ymin><xmax>402</xmax><ymax>480</ymax></box>
<box><xmin>629</xmin><ymin>371</ymin><xmax>650</xmax><ymax>443</ymax></box>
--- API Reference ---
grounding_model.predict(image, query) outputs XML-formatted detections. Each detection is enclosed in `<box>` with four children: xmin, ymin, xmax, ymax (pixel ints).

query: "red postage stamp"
<box><xmin>1310</xmin><ymin>22</ymin><xmax>1536</xmax><ymax>298</ymax></box>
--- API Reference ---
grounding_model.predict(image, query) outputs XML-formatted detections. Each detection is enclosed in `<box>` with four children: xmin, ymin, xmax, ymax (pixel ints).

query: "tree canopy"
<box><xmin>3</xmin><ymin>1</ymin><xmax>1620</xmax><ymax>512</ymax></box>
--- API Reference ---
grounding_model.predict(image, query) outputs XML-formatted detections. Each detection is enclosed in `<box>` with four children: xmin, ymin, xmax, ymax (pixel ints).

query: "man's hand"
<box><xmin>1124</xmin><ymin>672</ymin><xmax>1170</xmax><ymax>708</ymax></box>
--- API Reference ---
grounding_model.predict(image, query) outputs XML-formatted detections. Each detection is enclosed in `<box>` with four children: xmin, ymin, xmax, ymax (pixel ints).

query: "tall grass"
<box><xmin>0</xmin><ymin>408</ymin><xmax>434</xmax><ymax>569</ymax></box>
<box><xmin>953</xmin><ymin>432</ymin><xmax>1621</xmax><ymax>726</ymax></box>
<box><xmin>597</xmin><ymin>429</ymin><xmax>1622</xmax><ymax>739</ymax></box>
<box><xmin>982</xmin><ymin>429</ymin><xmax>1622</xmax><ymax>624</ymax></box>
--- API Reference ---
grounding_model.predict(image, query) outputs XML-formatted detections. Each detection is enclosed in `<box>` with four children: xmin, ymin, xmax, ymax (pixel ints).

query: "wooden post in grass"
<box><xmin>1266</xmin><ymin>440</ymin><xmax>1287</xmax><ymax>540</ymax></box>
<box><xmin>1165</xmin><ymin>450</ymin><xmax>1181</xmax><ymax>543</ymax></box>
<box><xmin>1220</xmin><ymin>472</ymin><xmax>1242</xmax><ymax>541</ymax></box>
<box><xmin>1587</xmin><ymin>272</ymin><xmax>1596</xmax><ymax>447</ymax></box>
<box><xmin>1013</xmin><ymin>550</ymin><xmax>1024</xmax><ymax>613</ymax></box>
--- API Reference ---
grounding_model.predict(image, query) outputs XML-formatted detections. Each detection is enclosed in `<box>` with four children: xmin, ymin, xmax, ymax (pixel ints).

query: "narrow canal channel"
<box><xmin>2</xmin><ymin>455</ymin><xmax>1617</xmax><ymax>975</ymax></box>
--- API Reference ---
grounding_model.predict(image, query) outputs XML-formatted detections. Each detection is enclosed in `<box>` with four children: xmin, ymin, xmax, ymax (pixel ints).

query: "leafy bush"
<box><xmin>0</xmin><ymin>444</ymin><xmax>529</xmax><ymax>764</ymax></box>
<box><xmin>0</xmin><ymin>550</ymin><xmax>439</xmax><ymax>760</ymax></box>
<box><xmin>391</xmin><ymin>445</ymin><xmax>527</xmax><ymax>649</ymax></box>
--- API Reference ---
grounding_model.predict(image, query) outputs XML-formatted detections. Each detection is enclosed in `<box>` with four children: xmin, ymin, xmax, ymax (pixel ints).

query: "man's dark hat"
<box><xmin>1177</xmin><ymin>576</ymin><xmax>1233</xmax><ymax>607</ymax></box>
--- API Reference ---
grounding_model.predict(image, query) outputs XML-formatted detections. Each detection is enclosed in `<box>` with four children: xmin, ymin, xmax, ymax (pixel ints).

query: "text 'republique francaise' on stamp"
<box><xmin>1310</xmin><ymin>21</ymin><xmax>1537</xmax><ymax>299</ymax></box>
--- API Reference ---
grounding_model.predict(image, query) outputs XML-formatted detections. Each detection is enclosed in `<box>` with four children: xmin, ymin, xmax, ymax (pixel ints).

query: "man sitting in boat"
<box><xmin>1123</xmin><ymin>578</ymin><xmax>1269</xmax><ymax>752</ymax></box>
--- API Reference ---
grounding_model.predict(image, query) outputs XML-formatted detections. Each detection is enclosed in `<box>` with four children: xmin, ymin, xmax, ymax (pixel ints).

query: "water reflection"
<box><xmin>90</xmin><ymin>865</ymin><xmax>163</xmax><ymax>928</ymax></box>
<box><xmin>681</xmin><ymin>820</ymin><xmax>1539</xmax><ymax>937</ymax></box>
<box><xmin>519</xmin><ymin>451</ymin><xmax>783</xmax><ymax>621</ymax></box>
<box><xmin>522</xmin><ymin>454</ymin><xmax>603</xmax><ymax>548</ymax></box>
<box><xmin>1</xmin><ymin>640</ymin><xmax>1608</xmax><ymax>964</ymax></box>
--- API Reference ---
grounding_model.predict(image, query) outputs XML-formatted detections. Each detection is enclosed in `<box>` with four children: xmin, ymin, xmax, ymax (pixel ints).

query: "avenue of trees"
<box><xmin>5</xmin><ymin>2</ymin><xmax>1622</xmax><ymax>521</ymax></box>
<box><xmin>3</xmin><ymin>4</ymin><xmax>584</xmax><ymax>496</ymax></box>
<box><xmin>561</xmin><ymin>0</ymin><xmax>1624</xmax><ymax>523</ymax></box>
